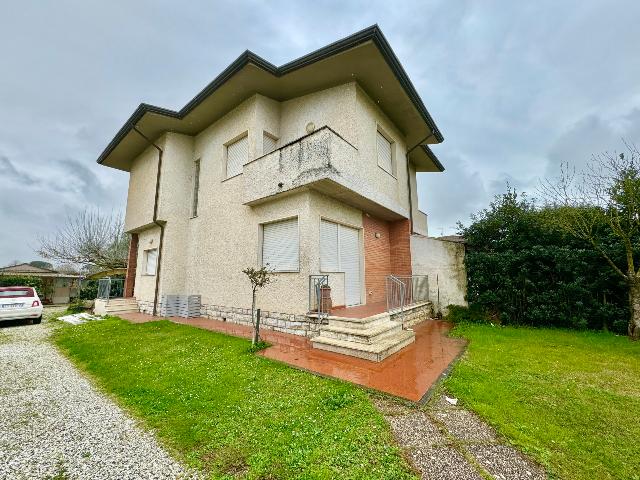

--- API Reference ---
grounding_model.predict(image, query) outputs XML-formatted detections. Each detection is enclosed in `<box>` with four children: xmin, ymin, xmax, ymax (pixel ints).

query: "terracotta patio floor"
<box><xmin>117</xmin><ymin>312</ymin><xmax>466</xmax><ymax>402</ymax></box>
<box><xmin>329</xmin><ymin>301</ymin><xmax>388</xmax><ymax>318</ymax></box>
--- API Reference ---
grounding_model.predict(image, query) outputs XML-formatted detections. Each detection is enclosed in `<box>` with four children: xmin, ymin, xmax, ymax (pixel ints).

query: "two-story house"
<box><xmin>96</xmin><ymin>26</ymin><xmax>451</xmax><ymax>361</ymax></box>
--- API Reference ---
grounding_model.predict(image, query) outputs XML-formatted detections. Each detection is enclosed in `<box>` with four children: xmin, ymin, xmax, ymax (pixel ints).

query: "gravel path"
<box><xmin>0</xmin><ymin>316</ymin><xmax>198</xmax><ymax>480</ymax></box>
<box><xmin>375</xmin><ymin>395</ymin><xmax>547</xmax><ymax>480</ymax></box>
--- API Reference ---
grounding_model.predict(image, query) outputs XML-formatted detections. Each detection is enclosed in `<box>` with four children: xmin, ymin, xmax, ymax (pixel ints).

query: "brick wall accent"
<box><xmin>124</xmin><ymin>233</ymin><xmax>138</xmax><ymax>298</ymax></box>
<box><xmin>389</xmin><ymin>219</ymin><xmax>412</xmax><ymax>276</ymax></box>
<box><xmin>363</xmin><ymin>214</ymin><xmax>391</xmax><ymax>304</ymax></box>
<box><xmin>363</xmin><ymin>215</ymin><xmax>412</xmax><ymax>304</ymax></box>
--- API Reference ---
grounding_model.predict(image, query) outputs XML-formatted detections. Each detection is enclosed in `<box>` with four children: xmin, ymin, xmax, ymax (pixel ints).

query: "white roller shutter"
<box><xmin>144</xmin><ymin>249</ymin><xmax>158</xmax><ymax>276</ymax></box>
<box><xmin>262</xmin><ymin>218</ymin><xmax>299</xmax><ymax>271</ymax></box>
<box><xmin>339</xmin><ymin>225</ymin><xmax>361</xmax><ymax>306</ymax></box>
<box><xmin>377</xmin><ymin>131</ymin><xmax>393</xmax><ymax>174</ymax></box>
<box><xmin>226</xmin><ymin>136</ymin><xmax>248</xmax><ymax>178</ymax></box>
<box><xmin>263</xmin><ymin>132</ymin><xmax>278</xmax><ymax>155</ymax></box>
<box><xmin>320</xmin><ymin>220</ymin><xmax>339</xmax><ymax>271</ymax></box>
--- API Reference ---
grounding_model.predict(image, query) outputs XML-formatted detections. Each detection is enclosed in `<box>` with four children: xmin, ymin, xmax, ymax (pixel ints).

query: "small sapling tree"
<box><xmin>242</xmin><ymin>265</ymin><xmax>275</xmax><ymax>346</ymax></box>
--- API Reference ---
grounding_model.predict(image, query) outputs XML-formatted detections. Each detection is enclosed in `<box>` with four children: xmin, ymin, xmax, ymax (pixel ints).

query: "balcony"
<box><xmin>243</xmin><ymin>127</ymin><xmax>408</xmax><ymax>220</ymax></box>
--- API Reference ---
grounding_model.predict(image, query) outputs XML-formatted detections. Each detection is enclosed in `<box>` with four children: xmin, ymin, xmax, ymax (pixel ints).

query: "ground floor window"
<box><xmin>262</xmin><ymin>217</ymin><xmax>299</xmax><ymax>272</ymax></box>
<box><xmin>143</xmin><ymin>248</ymin><xmax>158</xmax><ymax>276</ymax></box>
<box><xmin>320</xmin><ymin>219</ymin><xmax>361</xmax><ymax>306</ymax></box>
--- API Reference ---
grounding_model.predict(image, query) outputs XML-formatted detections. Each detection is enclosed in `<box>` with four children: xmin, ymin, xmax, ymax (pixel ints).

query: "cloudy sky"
<box><xmin>1</xmin><ymin>0</ymin><xmax>639</xmax><ymax>266</ymax></box>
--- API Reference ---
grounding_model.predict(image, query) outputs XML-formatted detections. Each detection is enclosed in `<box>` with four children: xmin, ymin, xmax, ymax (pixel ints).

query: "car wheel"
<box><xmin>32</xmin><ymin>316</ymin><xmax>42</xmax><ymax>325</ymax></box>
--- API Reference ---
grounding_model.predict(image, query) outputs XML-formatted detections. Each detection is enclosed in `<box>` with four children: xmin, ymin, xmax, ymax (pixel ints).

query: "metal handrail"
<box><xmin>97</xmin><ymin>277</ymin><xmax>125</xmax><ymax>300</ymax></box>
<box><xmin>309</xmin><ymin>275</ymin><xmax>330</xmax><ymax>318</ymax></box>
<box><xmin>386</xmin><ymin>275</ymin><xmax>429</xmax><ymax>314</ymax></box>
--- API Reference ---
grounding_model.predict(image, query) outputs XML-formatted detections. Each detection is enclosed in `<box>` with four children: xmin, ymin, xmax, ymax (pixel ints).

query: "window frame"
<box><xmin>262</xmin><ymin>131</ymin><xmax>278</xmax><ymax>155</ymax></box>
<box><xmin>224</xmin><ymin>133</ymin><xmax>249</xmax><ymax>180</ymax></box>
<box><xmin>191</xmin><ymin>159</ymin><xmax>201</xmax><ymax>218</ymax></box>
<box><xmin>142</xmin><ymin>248</ymin><xmax>158</xmax><ymax>276</ymax></box>
<box><xmin>260</xmin><ymin>216</ymin><xmax>300</xmax><ymax>273</ymax></box>
<box><xmin>376</xmin><ymin>127</ymin><xmax>396</xmax><ymax>178</ymax></box>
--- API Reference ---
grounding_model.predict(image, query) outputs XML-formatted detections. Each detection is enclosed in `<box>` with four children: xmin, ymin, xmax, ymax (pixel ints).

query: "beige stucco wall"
<box><xmin>410</xmin><ymin>236</ymin><xmax>467</xmax><ymax>314</ymax></box>
<box><xmin>125</xmin><ymin>82</ymin><xmax>427</xmax><ymax>316</ymax></box>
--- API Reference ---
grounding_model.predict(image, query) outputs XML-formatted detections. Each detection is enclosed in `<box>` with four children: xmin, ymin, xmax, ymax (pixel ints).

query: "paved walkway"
<box><xmin>0</xmin><ymin>315</ymin><xmax>196</xmax><ymax>480</ymax></box>
<box><xmin>119</xmin><ymin>312</ymin><xmax>466</xmax><ymax>401</ymax></box>
<box><xmin>376</xmin><ymin>396</ymin><xmax>547</xmax><ymax>480</ymax></box>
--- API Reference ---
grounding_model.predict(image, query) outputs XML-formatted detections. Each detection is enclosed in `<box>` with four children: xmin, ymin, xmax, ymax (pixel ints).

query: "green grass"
<box><xmin>53</xmin><ymin>318</ymin><xmax>415</xmax><ymax>480</ymax></box>
<box><xmin>445</xmin><ymin>323</ymin><xmax>640</xmax><ymax>480</ymax></box>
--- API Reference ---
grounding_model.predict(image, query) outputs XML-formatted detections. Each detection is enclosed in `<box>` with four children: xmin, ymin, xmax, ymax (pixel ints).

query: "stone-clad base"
<box><xmin>391</xmin><ymin>302</ymin><xmax>433</xmax><ymax>328</ymax></box>
<box><xmin>135</xmin><ymin>299</ymin><xmax>325</xmax><ymax>337</ymax></box>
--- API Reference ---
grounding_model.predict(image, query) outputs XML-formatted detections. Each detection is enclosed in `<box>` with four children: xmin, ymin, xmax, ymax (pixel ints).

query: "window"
<box><xmin>263</xmin><ymin>132</ymin><xmax>278</xmax><ymax>155</ymax></box>
<box><xmin>143</xmin><ymin>248</ymin><xmax>158</xmax><ymax>276</ymax></box>
<box><xmin>376</xmin><ymin>130</ymin><xmax>394</xmax><ymax>175</ymax></box>
<box><xmin>191</xmin><ymin>159</ymin><xmax>200</xmax><ymax>217</ymax></box>
<box><xmin>226</xmin><ymin>135</ymin><xmax>248</xmax><ymax>178</ymax></box>
<box><xmin>262</xmin><ymin>218</ymin><xmax>299</xmax><ymax>272</ymax></box>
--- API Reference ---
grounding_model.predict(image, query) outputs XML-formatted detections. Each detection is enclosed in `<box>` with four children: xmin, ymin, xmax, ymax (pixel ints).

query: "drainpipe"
<box><xmin>405</xmin><ymin>132</ymin><xmax>436</xmax><ymax>234</ymax></box>
<box><xmin>132</xmin><ymin>126</ymin><xmax>165</xmax><ymax>316</ymax></box>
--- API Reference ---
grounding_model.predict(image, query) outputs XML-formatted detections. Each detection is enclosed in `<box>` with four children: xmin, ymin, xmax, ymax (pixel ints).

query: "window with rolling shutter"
<box><xmin>320</xmin><ymin>220</ymin><xmax>339</xmax><ymax>271</ymax></box>
<box><xmin>376</xmin><ymin>130</ymin><xmax>393</xmax><ymax>175</ymax></box>
<box><xmin>191</xmin><ymin>159</ymin><xmax>200</xmax><ymax>217</ymax></box>
<box><xmin>226</xmin><ymin>135</ymin><xmax>248</xmax><ymax>178</ymax></box>
<box><xmin>143</xmin><ymin>249</ymin><xmax>158</xmax><ymax>276</ymax></box>
<box><xmin>263</xmin><ymin>132</ymin><xmax>278</xmax><ymax>155</ymax></box>
<box><xmin>262</xmin><ymin>218</ymin><xmax>299</xmax><ymax>272</ymax></box>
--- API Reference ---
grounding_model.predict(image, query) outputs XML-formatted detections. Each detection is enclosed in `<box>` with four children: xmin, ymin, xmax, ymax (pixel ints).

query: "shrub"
<box><xmin>0</xmin><ymin>275</ymin><xmax>43</xmax><ymax>291</ymax></box>
<box><xmin>460</xmin><ymin>190</ymin><xmax>629</xmax><ymax>333</ymax></box>
<box><xmin>66</xmin><ymin>300</ymin><xmax>87</xmax><ymax>314</ymax></box>
<box><xmin>445</xmin><ymin>305</ymin><xmax>493</xmax><ymax>324</ymax></box>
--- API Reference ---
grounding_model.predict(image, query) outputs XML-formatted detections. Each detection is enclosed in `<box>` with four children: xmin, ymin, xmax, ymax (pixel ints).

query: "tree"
<box><xmin>37</xmin><ymin>210</ymin><xmax>129</xmax><ymax>271</ymax></box>
<box><xmin>29</xmin><ymin>260</ymin><xmax>53</xmax><ymax>270</ymax></box>
<box><xmin>541</xmin><ymin>142</ymin><xmax>640</xmax><ymax>339</ymax></box>
<box><xmin>242</xmin><ymin>265</ymin><xmax>275</xmax><ymax>346</ymax></box>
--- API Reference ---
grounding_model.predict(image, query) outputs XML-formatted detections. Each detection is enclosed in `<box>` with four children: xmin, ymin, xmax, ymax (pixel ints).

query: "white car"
<box><xmin>0</xmin><ymin>286</ymin><xmax>43</xmax><ymax>324</ymax></box>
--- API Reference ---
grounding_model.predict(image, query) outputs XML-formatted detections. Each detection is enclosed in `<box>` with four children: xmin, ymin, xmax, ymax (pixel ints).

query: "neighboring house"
<box><xmin>96</xmin><ymin>26</ymin><xmax>464</xmax><ymax>360</ymax></box>
<box><xmin>0</xmin><ymin>263</ymin><xmax>80</xmax><ymax>304</ymax></box>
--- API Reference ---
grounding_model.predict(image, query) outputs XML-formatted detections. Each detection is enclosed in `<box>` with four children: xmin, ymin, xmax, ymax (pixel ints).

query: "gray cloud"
<box><xmin>0</xmin><ymin>0</ymin><xmax>639</xmax><ymax>264</ymax></box>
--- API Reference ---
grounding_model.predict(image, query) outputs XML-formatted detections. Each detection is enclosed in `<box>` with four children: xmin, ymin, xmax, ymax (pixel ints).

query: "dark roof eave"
<box><xmin>422</xmin><ymin>145</ymin><xmax>445</xmax><ymax>172</ymax></box>
<box><xmin>97</xmin><ymin>25</ymin><xmax>444</xmax><ymax>166</ymax></box>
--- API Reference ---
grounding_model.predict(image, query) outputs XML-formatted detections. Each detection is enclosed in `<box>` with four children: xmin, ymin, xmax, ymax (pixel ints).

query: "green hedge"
<box><xmin>460</xmin><ymin>191</ymin><xmax>628</xmax><ymax>333</ymax></box>
<box><xmin>0</xmin><ymin>275</ymin><xmax>43</xmax><ymax>291</ymax></box>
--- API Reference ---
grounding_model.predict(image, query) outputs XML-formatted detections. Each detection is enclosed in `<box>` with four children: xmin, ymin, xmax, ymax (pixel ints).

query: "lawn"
<box><xmin>53</xmin><ymin>318</ymin><xmax>415</xmax><ymax>480</ymax></box>
<box><xmin>445</xmin><ymin>323</ymin><xmax>640</xmax><ymax>480</ymax></box>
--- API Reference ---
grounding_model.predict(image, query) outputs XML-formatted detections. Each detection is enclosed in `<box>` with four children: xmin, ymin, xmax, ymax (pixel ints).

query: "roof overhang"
<box><xmin>97</xmin><ymin>25</ymin><xmax>444</xmax><ymax>172</ymax></box>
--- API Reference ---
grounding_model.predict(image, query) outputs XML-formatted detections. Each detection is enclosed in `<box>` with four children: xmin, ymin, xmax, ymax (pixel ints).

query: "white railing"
<box><xmin>385</xmin><ymin>275</ymin><xmax>429</xmax><ymax>314</ymax></box>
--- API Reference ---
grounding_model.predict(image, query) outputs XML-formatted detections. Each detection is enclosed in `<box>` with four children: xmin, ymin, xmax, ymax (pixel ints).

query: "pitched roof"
<box><xmin>97</xmin><ymin>25</ymin><xmax>444</xmax><ymax>172</ymax></box>
<box><xmin>0</xmin><ymin>263</ymin><xmax>81</xmax><ymax>278</ymax></box>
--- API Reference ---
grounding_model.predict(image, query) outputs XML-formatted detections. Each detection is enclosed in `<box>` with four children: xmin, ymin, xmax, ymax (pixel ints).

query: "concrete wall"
<box><xmin>410</xmin><ymin>236</ymin><xmax>467</xmax><ymax>314</ymax></box>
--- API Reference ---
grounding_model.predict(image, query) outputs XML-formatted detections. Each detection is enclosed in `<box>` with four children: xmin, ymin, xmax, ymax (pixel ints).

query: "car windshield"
<box><xmin>0</xmin><ymin>289</ymin><xmax>33</xmax><ymax>298</ymax></box>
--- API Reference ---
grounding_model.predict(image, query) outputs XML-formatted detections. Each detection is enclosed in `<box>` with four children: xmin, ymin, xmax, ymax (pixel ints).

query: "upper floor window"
<box><xmin>376</xmin><ymin>129</ymin><xmax>395</xmax><ymax>176</ymax></box>
<box><xmin>191</xmin><ymin>159</ymin><xmax>200</xmax><ymax>218</ymax></box>
<box><xmin>226</xmin><ymin>135</ymin><xmax>248</xmax><ymax>179</ymax></box>
<box><xmin>263</xmin><ymin>131</ymin><xmax>278</xmax><ymax>155</ymax></box>
<box><xmin>262</xmin><ymin>217</ymin><xmax>299</xmax><ymax>272</ymax></box>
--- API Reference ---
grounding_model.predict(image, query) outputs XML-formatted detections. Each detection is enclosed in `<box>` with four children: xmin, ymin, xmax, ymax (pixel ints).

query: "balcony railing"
<box><xmin>386</xmin><ymin>275</ymin><xmax>429</xmax><ymax>314</ymax></box>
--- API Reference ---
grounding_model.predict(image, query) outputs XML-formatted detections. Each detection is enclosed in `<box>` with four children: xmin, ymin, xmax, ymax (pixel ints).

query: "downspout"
<box><xmin>132</xmin><ymin>126</ymin><xmax>165</xmax><ymax>316</ymax></box>
<box><xmin>405</xmin><ymin>132</ymin><xmax>436</xmax><ymax>234</ymax></box>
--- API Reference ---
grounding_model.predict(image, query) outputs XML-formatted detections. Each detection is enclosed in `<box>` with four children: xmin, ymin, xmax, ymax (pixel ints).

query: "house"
<box><xmin>0</xmin><ymin>263</ymin><xmax>80</xmax><ymax>304</ymax></box>
<box><xmin>96</xmin><ymin>26</ymin><xmax>463</xmax><ymax>360</ymax></box>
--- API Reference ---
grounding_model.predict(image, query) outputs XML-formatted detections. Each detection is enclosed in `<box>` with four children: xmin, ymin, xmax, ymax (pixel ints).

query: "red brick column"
<box><xmin>124</xmin><ymin>233</ymin><xmax>138</xmax><ymax>298</ymax></box>
<box><xmin>363</xmin><ymin>214</ymin><xmax>391</xmax><ymax>304</ymax></box>
<box><xmin>389</xmin><ymin>219</ymin><xmax>412</xmax><ymax>276</ymax></box>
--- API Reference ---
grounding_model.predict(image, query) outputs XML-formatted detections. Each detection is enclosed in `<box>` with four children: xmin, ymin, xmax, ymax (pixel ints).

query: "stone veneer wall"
<box><xmin>135</xmin><ymin>299</ymin><xmax>327</xmax><ymax>337</ymax></box>
<box><xmin>390</xmin><ymin>302</ymin><xmax>434</xmax><ymax>328</ymax></box>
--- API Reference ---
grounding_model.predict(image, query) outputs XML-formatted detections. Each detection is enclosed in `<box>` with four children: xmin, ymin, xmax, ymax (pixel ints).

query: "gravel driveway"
<box><xmin>0</xmin><ymin>316</ymin><xmax>197</xmax><ymax>480</ymax></box>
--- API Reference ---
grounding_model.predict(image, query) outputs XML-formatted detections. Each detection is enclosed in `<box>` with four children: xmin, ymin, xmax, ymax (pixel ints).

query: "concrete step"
<box><xmin>106</xmin><ymin>298</ymin><xmax>138</xmax><ymax>305</ymax></box>
<box><xmin>320</xmin><ymin>321</ymin><xmax>402</xmax><ymax>344</ymax></box>
<box><xmin>312</xmin><ymin>329</ymin><xmax>415</xmax><ymax>362</ymax></box>
<box><xmin>327</xmin><ymin>312</ymin><xmax>390</xmax><ymax>330</ymax></box>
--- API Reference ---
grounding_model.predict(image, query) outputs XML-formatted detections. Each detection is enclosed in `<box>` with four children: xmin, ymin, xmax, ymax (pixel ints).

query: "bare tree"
<box><xmin>242</xmin><ymin>265</ymin><xmax>275</xmax><ymax>346</ymax></box>
<box><xmin>37</xmin><ymin>210</ymin><xmax>129</xmax><ymax>271</ymax></box>
<box><xmin>540</xmin><ymin>141</ymin><xmax>640</xmax><ymax>339</ymax></box>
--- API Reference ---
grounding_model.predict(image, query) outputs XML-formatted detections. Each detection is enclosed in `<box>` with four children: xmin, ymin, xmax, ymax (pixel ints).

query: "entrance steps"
<box><xmin>312</xmin><ymin>311</ymin><xmax>415</xmax><ymax>362</ymax></box>
<box><xmin>94</xmin><ymin>297</ymin><xmax>139</xmax><ymax>316</ymax></box>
